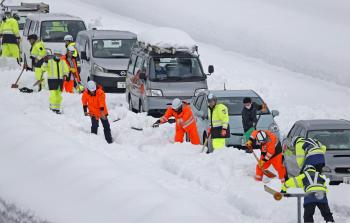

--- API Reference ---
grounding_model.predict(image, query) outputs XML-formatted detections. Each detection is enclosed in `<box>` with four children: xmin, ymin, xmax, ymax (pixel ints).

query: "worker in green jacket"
<box><xmin>27</xmin><ymin>34</ymin><xmax>47</xmax><ymax>91</ymax></box>
<box><xmin>281</xmin><ymin>165</ymin><xmax>334</xmax><ymax>223</ymax></box>
<box><xmin>292</xmin><ymin>137</ymin><xmax>327</xmax><ymax>173</ymax></box>
<box><xmin>41</xmin><ymin>50</ymin><xmax>69</xmax><ymax>114</ymax></box>
<box><xmin>1</xmin><ymin>11</ymin><xmax>20</xmax><ymax>62</ymax></box>
<box><xmin>207</xmin><ymin>93</ymin><xmax>230</xmax><ymax>150</ymax></box>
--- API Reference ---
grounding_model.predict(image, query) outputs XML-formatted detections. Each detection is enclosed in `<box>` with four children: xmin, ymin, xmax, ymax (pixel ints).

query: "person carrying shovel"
<box><xmin>246</xmin><ymin>130</ymin><xmax>286</xmax><ymax>182</ymax></box>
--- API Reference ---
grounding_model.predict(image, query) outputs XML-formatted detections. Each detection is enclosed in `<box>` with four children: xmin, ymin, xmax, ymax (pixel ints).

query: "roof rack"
<box><xmin>137</xmin><ymin>41</ymin><xmax>199</xmax><ymax>55</ymax></box>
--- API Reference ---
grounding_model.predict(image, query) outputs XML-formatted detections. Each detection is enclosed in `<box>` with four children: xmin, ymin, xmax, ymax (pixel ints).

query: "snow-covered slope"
<box><xmin>82</xmin><ymin>0</ymin><xmax>350</xmax><ymax>87</ymax></box>
<box><xmin>0</xmin><ymin>0</ymin><xmax>350</xmax><ymax>222</ymax></box>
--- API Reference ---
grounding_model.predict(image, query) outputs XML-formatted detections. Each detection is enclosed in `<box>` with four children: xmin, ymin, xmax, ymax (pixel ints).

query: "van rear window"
<box><xmin>40</xmin><ymin>20</ymin><xmax>86</xmax><ymax>42</ymax></box>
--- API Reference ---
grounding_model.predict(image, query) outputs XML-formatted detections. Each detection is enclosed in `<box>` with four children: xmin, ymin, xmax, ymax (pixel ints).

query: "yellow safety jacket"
<box><xmin>1</xmin><ymin>18</ymin><xmax>20</xmax><ymax>44</ymax></box>
<box><xmin>41</xmin><ymin>58</ymin><xmax>69</xmax><ymax>90</ymax></box>
<box><xmin>295</xmin><ymin>138</ymin><xmax>326</xmax><ymax>168</ymax></box>
<box><xmin>282</xmin><ymin>169</ymin><xmax>328</xmax><ymax>204</ymax></box>
<box><xmin>208</xmin><ymin>103</ymin><xmax>229</xmax><ymax>138</ymax></box>
<box><xmin>31</xmin><ymin>40</ymin><xmax>47</xmax><ymax>68</ymax></box>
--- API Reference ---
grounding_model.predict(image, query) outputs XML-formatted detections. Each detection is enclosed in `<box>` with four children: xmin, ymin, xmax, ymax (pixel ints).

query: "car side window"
<box><xmin>23</xmin><ymin>19</ymin><xmax>31</xmax><ymax>36</ymax></box>
<box><xmin>195</xmin><ymin>95</ymin><xmax>204</xmax><ymax>110</ymax></box>
<box><xmin>201</xmin><ymin>98</ymin><xmax>208</xmax><ymax>114</ymax></box>
<box><xmin>287</xmin><ymin>124</ymin><xmax>297</xmax><ymax>138</ymax></box>
<box><xmin>134</xmin><ymin>56</ymin><xmax>143</xmax><ymax>75</ymax></box>
<box><xmin>128</xmin><ymin>54</ymin><xmax>137</xmax><ymax>75</ymax></box>
<box><xmin>85</xmin><ymin>41</ymin><xmax>90</xmax><ymax>59</ymax></box>
<box><xmin>28</xmin><ymin>20</ymin><xmax>36</xmax><ymax>35</ymax></box>
<box><xmin>34</xmin><ymin>21</ymin><xmax>39</xmax><ymax>34</ymax></box>
<box><xmin>300</xmin><ymin>128</ymin><xmax>306</xmax><ymax>137</ymax></box>
<box><xmin>294</xmin><ymin>126</ymin><xmax>302</xmax><ymax>137</ymax></box>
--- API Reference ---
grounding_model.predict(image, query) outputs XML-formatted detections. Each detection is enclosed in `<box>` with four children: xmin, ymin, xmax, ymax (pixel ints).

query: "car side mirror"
<box><xmin>208</xmin><ymin>65</ymin><xmax>214</xmax><ymax>75</ymax></box>
<box><xmin>139</xmin><ymin>72</ymin><xmax>147</xmax><ymax>80</ymax></box>
<box><xmin>81</xmin><ymin>51</ymin><xmax>88</xmax><ymax>61</ymax></box>
<box><xmin>272</xmin><ymin>110</ymin><xmax>279</xmax><ymax>117</ymax></box>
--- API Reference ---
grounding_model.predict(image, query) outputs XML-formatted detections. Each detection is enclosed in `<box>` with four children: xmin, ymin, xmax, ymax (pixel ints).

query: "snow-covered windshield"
<box><xmin>40</xmin><ymin>20</ymin><xmax>86</xmax><ymax>42</ymax></box>
<box><xmin>308</xmin><ymin>130</ymin><xmax>350</xmax><ymax>150</ymax></box>
<box><xmin>149</xmin><ymin>57</ymin><xmax>205</xmax><ymax>81</ymax></box>
<box><xmin>218</xmin><ymin>97</ymin><xmax>269</xmax><ymax>116</ymax></box>
<box><xmin>92</xmin><ymin>39</ymin><xmax>135</xmax><ymax>58</ymax></box>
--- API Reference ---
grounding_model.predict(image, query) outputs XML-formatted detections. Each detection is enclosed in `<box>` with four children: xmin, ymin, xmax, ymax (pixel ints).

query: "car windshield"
<box><xmin>308</xmin><ymin>130</ymin><xmax>350</xmax><ymax>150</ymax></box>
<box><xmin>92</xmin><ymin>39</ymin><xmax>135</xmax><ymax>58</ymax></box>
<box><xmin>40</xmin><ymin>20</ymin><xmax>86</xmax><ymax>42</ymax></box>
<box><xmin>218</xmin><ymin>97</ymin><xmax>269</xmax><ymax>115</ymax></box>
<box><xmin>149</xmin><ymin>57</ymin><xmax>205</xmax><ymax>82</ymax></box>
<box><xmin>18</xmin><ymin>16</ymin><xmax>27</xmax><ymax>30</ymax></box>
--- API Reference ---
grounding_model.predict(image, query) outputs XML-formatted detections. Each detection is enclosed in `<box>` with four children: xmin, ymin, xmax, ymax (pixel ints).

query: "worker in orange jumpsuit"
<box><xmin>246</xmin><ymin>130</ymin><xmax>286</xmax><ymax>182</ymax></box>
<box><xmin>82</xmin><ymin>80</ymin><xmax>113</xmax><ymax>144</ymax></box>
<box><xmin>62</xmin><ymin>45</ymin><xmax>84</xmax><ymax>93</ymax></box>
<box><xmin>153</xmin><ymin>98</ymin><xmax>200</xmax><ymax>145</ymax></box>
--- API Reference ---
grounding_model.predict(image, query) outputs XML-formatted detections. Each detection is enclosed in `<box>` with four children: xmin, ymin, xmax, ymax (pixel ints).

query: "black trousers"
<box><xmin>304</xmin><ymin>202</ymin><xmax>334</xmax><ymax>223</ymax></box>
<box><xmin>91</xmin><ymin>117</ymin><xmax>113</xmax><ymax>143</ymax></box>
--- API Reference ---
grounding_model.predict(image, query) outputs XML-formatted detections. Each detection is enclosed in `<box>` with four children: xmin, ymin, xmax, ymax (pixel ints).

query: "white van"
<box><xmin>21</xmin><ymin>13</ymin><xmax>86</xmax><ymax>66</ymax></box>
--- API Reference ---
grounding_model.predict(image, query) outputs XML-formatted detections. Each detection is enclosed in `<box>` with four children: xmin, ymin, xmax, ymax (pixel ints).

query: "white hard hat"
<box><xmin>256</xmin><ymin>131</ymin><xmax>268</xmax><ymax>143</ymax></box>
<box><xmin>171</xmin><ymin>98</ymin><xmax>182</xmax><ymax>111</ymax></box>
<box><xmin>64</xmin><ymin>35</ymin><xmax>73</xmax><ymax>42</ymax></box>
<box><xmin>87</xmin><ymin>80</ymin><xmax>96</xmax><ymax>92</ymax></box>
<box><xmin>67</xmin><ymin>45</ymin><xmax>75</xmax><ymax>53</ymax></box>
<box><xmin>207</xmin><ymin>93</ymin><xmax>217</xmax><ymax>102</ymax></box>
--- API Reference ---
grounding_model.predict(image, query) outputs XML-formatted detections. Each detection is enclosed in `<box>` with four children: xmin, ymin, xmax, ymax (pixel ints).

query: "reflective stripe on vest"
<box><xmin>47</xmin><ymin>60</ymin><xmax>65</xmax><ymax>79</ymax></box>
<box><xmin>304</xmin><ymin>171</ymin><xmax>325</xmax><ymax>191</ymax></box>
<box><xmin>182</xmin><ymin>115</ymin><xmax>195</xmax><ymax>129</ymax></box>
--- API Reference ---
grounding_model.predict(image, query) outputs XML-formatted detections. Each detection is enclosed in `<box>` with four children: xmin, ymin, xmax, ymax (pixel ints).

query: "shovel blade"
<box><xmin>263</xmin><ymin>169</ymin><xmax>276</xmax><ymax>178</ymax></box>
<box><xmin>11</xmin><ymin>84</ymin><xmax>19</xmax><ymax>88</ymax></box>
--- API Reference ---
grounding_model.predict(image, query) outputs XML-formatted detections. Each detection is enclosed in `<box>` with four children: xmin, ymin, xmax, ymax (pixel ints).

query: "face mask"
<box><xmin>245</xmin><ymin>104</ymin><xmax>252</xmax><ymax>109</ymax></box>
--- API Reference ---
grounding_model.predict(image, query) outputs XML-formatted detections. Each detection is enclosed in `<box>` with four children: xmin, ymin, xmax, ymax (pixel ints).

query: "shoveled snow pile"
<box><xmin>138</xmin><ymin>27</ymin><xmax>197</xmax><ymax>49</ymax></box>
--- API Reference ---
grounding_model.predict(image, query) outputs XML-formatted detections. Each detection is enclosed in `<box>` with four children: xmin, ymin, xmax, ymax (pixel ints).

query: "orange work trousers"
<box><xmin>256</xmin><ymin>153</ymin><xmax>286</xmax><ymax>182</ymax></box>
<box><xmin>63</xmin><ymin>80</ymin><xmax>74</xmax><ymax>93</ymax></box>
<box><xmin>174</xmin><ymin>124</ymin><xmax>200</xmax><ymax>145</ymax></box>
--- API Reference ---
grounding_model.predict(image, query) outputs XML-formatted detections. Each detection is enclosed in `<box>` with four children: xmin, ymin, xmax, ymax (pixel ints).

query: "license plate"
<box><xmin>344</xmin><ymin>177</ymin><xmax>350</xmax><ymax>184</ymax></box>
<box><xmin>117</xmin><ymin>82</ymin><xmax>126</xmax><ymax>88</ymax></box>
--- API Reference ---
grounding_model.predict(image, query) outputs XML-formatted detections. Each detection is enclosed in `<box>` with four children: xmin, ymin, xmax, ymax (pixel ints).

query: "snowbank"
<box><xmin>82</xmin><ymin>0</ymin><xmax>350</xmax><ymax>86</ymax></box>
<box><xmin>138</xmin><ymin>27</ymin><xmax>197</xmax><ymax>50</ymax></box>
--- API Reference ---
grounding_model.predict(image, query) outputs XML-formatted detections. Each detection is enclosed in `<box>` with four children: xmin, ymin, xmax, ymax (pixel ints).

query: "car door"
<box><xmin>80</xmin><ymin>39</ymin><xmax>91</xmax><ymax>85</ymax></box>
<box><xmin>130</xmin><ymin>56</ymin><xmax>144</xmax><ymax>107</ymax></box>
<box><xmin>126</xmin><ymin>53</ymin><xmax>137</xmax><ymax>103</ymax></box>
<box><xmin>21</xmin><ymin>19</ymin><xmax>34</xmax><ymax>67</ymax></box>
<box><xmin>285</xmin><ymin>124</ymin><xmax>302</xmax><ymax>176</ymax></box>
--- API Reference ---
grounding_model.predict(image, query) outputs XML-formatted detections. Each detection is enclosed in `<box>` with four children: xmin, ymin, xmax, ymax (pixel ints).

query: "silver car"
<box><xmin>191</xmin><ymin>90</ymin><xmax>280</xmax><ymax>148</ymax></box>
<box><xmin>125</xmin><ymin>43</ymin><xmax>211</xmax><ymax>116</ymax></box>
<box><xmin>76</xmin><ymin>30</ymin><xmax>137</xmax><ymax>93</ymax></box>
<box><xmin>282</xmin><ymin>119</ymin><xmax>350</xmax><ymax>185</ymax></box>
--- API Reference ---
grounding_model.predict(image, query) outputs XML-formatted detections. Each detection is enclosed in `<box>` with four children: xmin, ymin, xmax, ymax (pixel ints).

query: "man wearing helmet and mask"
<box><xmin>207</xmin><ymin>93</ymin><xmax>230</xmax><ymax>150</ymax></box>
<box><xmin>247</xmin><ymin>130</ymin><xmax>286</xmax><ymax>182</ymax></box>
<box><xmin>153</xmin><ymin>98</ymin><xmax>200</xmax><ymax>145</ymax></box>
<box><xmin>64</xmin><ymin>34</ymin><xmax>81</xmax><ymax>72</ymax></box>
<box><xmin>82</xmin><ymin>80</ymin><xmax>113</xmax><ymax>144</ymax></box>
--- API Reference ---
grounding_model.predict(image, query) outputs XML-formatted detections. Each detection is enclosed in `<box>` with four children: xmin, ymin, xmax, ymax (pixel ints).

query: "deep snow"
<box><xmin>82</xmin><ymin>0</ymin><xmax>350</xmax><ymax>87</ymax></box>
<box><xmin>0</xmin><ymin>0</ymin><xmax>350</xmax><ymax>222</ymax></box>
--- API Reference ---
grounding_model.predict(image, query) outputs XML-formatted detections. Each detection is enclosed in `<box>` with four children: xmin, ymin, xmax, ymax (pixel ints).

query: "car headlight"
<box><xmin>194</xmin><ymin>88</ymin><xmax>207</xmax><ymax>96</ymax></box>
<box><xmin>94</xmin><ymin>64</ymin><xmax>107</xmax><ymax>73</ymax></box>
<box><xmin>322</xmin><ymin>166</ymin><xmax>332</xmax><ymax>173</ymax></box>
<box><xmin>268</xmin><ymin>123</ymin><xmax>279</xmax><ymax>133</ymax></box>
<box><xmin>146</xmin><ymin>89</ymin><xmax>163</xmax><ymax>97</ymax></box>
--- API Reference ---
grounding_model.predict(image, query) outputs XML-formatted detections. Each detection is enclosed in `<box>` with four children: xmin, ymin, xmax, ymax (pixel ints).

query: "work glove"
<box><xmin>280</xmin><ymin>189</ymin><xmax>286</xmax><ymax>194</ymax></box>
<box><xmin>100</xmin><ymin>111</ymin><xmax>107</xmax><ymax>120</ymax></box>
<box><xmin>84</xmin><ymin>112</ymin><xmax>90</xmax><ymax>116</ymax></box>
<box><xmin>258</xmin><ymin>159</ymin><xmax>265</xmax><ymax>167</ymax></box>
<box><xmin>152</xmin><ymin>120</ymin><xmax>160</xmax><ymax>128</ymax></box>
<box><xmin>246</xmin><ymin>140</ymin><xmax>253</xmax><ymax>151</ymax></box>
<box><xmin>70</xmin><ymin>67</ymin><xmax>77</xmax><ymax>73</ymax></box>
<box><xmin>221</xmin><ymin>129</ymin><xmax>227</xmax><ymax>137</ymax></box>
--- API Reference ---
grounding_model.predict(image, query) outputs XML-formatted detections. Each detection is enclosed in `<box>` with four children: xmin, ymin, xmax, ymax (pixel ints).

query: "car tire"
<box><xmin>128</xmin><ymin>95</ymin><xmax>138</xmax><ymax>113</ymax></box>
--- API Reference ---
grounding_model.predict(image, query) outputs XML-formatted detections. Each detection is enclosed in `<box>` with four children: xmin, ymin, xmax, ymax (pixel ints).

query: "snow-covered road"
<box><xmin>0</xmin><ymin>0</ymin><xmax>350</xmax><ymax>222</ymax></box>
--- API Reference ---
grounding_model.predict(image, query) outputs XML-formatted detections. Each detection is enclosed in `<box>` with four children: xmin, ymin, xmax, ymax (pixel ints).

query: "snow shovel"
<box><xmin>11</xmin><ymin>66</ymin><xmax>25</xmax><ymax>88</ymax></box>
<box><xmin>252</xmin><ymin>150</ymin><xmax>276</xmax><ymax>178</ymax></box>
<box><xmin>201</xmin><ymin>134</ymin><xmax>212</xmax><ymax>153</ymax></box>
<box><xmin>264</xmin><ymin>185</ymin><xmax>283</xmax><ymax>201</ymax></box>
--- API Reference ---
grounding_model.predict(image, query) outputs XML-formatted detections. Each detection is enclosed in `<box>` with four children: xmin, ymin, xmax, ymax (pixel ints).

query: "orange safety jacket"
<box><xmin>82</xmin><ymin>86</ymin><xmax>108</xmax><ymax>119</ymax></box>
<box><xmin>160</xmin><ymin>103</ymin><xmax>196</xmax><ymax>131</ymax></box>
<box><xmin>250</xmin><ymin>130</ymin><xmax>282</xmax><ymax>161</ymax></box>
<box><xmin>61</xmin><ymin>55</ymin><xmax>81</xmax><ymax>82</ymax></box>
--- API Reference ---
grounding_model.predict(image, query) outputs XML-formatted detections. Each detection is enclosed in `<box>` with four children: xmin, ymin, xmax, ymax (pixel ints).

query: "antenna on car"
<box><xmin>224</xmin><ymin>82</ymin><xmax>226</xmax><ymax>91</ymax></box>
